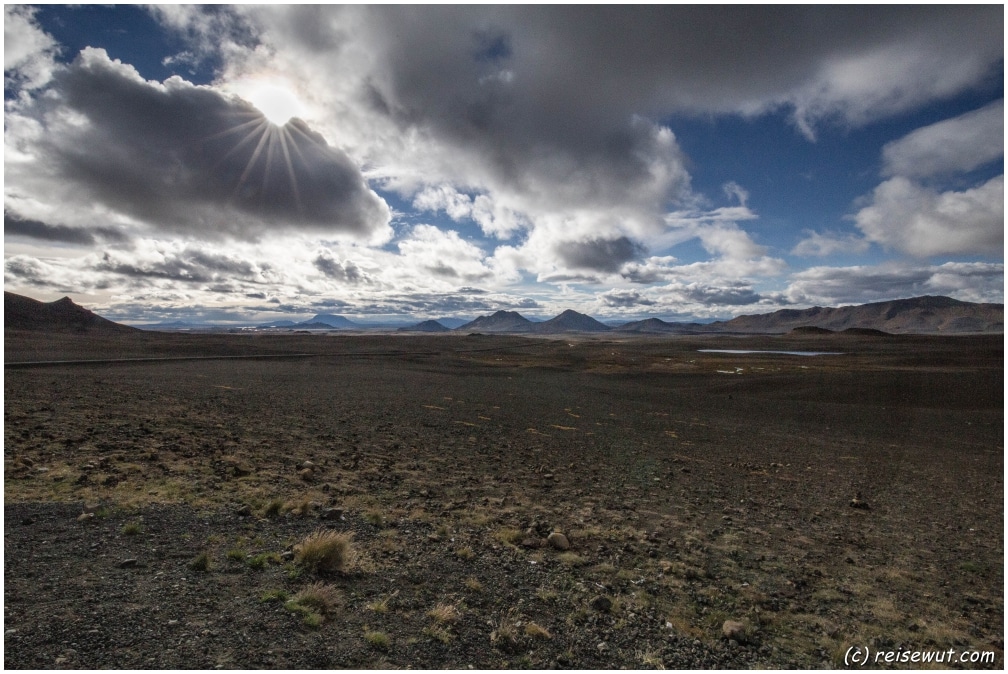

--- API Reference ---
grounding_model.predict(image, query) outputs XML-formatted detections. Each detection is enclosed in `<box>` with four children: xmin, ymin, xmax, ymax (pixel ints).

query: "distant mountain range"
<box><xmin>259</xmin><ymin>313</ymin><xmax>359</xmax><ymax>330</ymax></box>
<box><xmin>4</xmin><ymin>292</ymin><xmax>1003</xmax><ymax>335</ymax></box>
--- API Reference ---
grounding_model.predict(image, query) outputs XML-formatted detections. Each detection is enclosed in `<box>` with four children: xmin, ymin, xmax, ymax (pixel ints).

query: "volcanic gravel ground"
<box><xmin>4</xmin><ymin>332</ymin><xmax>1003</xmax><ymax>669</ymax></box>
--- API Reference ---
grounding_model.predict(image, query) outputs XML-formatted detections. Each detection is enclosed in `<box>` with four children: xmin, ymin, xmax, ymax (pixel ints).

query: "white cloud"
<box><xmin>854</xmin><ymin>175</ymin><xmax>1003</xmax><ymax>257</ymax></box>
<box><xmin>792</xmin><ymin>230</ymin><xmax>871</xmax><ymax>257</ymax></box>
<box><xmin>785</xmin><ymin>261</ymin><xmax>1004</xmax><ymax>306</ymax></box>
<box><xmin>3</xmin><ymin>6</ymin><xmax>59</xmax><ymax>94</ymax></box>
<box><xmin>881</xmin><ymin>100</ymin><xmax>1004</xmax><ymax>179</ymax></box>
<box><xmin>396</xmin><ymin>224</ymin><xmax>493</xmax><ymax>283</ymax></box>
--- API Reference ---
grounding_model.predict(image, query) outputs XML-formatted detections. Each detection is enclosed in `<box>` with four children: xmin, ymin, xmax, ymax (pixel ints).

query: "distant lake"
<box><xmin>698</xmin><ymin>349</ymin><xmax>843</xmax><ymax>356</ymax></box>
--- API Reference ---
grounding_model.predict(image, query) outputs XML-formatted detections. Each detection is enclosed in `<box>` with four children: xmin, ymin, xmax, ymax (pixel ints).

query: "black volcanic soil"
<box><xmin>4</xmin><ymin>331</ymin><xmax>1003</xmax><ymax>669</ymax></box>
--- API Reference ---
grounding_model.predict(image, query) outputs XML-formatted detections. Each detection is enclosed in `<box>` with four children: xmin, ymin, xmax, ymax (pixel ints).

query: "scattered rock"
<box><xmin>590</xmin><ymin>595</ymin><xmax>613</xmax><ymax>613</ymax></box>
<box><xmin>321</xmin><ymin>507</ymin><xmax>344</xmax><ymax>521</ymax></box>
<box><xmin>722</xmin><ymin>619</ymin><xmax>748</xmax><ymax>644</ymax></box>
<box><xmin>547</xmin><ymin>532</ymin><xmax>570</xmax><ymax>550</ymax></box>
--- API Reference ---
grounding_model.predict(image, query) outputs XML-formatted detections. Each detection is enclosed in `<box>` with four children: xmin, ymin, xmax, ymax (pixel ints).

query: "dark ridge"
<box><xmin>790</xmin><ymin>326</ymin><xmax>834</xmax><ymax>335</ymax></box>
<box><xmin>400</xmin><ymin>319</ymin><xmax>450</xmax><ymax>333</ymax></box>
<box><xmin>840</xmin><ymin>327</ymin><xmax>890</xmax><ymax>337</ymax></box>
<box><xmin>4</xmin><ymin>291</ymin><xmax>138</xmax><ymax>334</ymax></box>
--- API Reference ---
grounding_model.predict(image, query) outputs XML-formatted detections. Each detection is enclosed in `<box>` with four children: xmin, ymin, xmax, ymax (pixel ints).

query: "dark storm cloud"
<box><xmin>4</xmin><ymin>212</ymin><xmax>126</xmax><ymax>245</ymax></box>
<box><xmin>356</xmin><ymin>5</ymin><xmax>1001</xmax><ymax>169</ymax></box>
<box><xmin>554</xmin><ymin>237</ymin><xmax>645</xmax><ymax>274</ymax></box>
<box><xmin>21</xmin><ymin>48</ymin><xmax>389</xmax><ymax>240</ymax></box>
<box><xmin>95</xmin><ymin>249</ymin><xmax>258</xmax><ymax>284</ymax></box>
<box><xmin>313</xmin><ymin>252</ymin><xmax>366</xmax><ymax>284</ymax></box>
<box><xmin>601</xmin><ymin>290</ymin><xmax>655</xmax><ymax>308</ymax></box>
<box><xmin>683</xmin><ymin>286</ymin><xmax>762</xmax><ymax>306</ymax></box>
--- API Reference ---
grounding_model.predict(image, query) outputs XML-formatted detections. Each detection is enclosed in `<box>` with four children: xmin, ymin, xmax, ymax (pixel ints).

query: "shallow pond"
<box><xmin>698</xmin><ymin>349</ymin><xmax>844</xmax><ymax>356</ymax></box>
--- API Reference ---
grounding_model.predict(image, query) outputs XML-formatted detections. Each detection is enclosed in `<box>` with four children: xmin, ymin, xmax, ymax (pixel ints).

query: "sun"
<box><xmin>230</xmin><ymin>78</ymin><xmax>306</xmax><ymax>127</ymax></box>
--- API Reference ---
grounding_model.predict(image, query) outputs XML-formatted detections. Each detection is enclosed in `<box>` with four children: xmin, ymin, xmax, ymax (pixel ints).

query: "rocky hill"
<box><xmin>4</xmin><ymin>292</ymin><xmax>138</xmax><ymax>334</ymax></box>
<box><xmin>400</xmin><ymin>320</ymin><xmax>450</xmax><ymax>333</ymax></box>
<box><xmin>715</xmin><ymin>295</ymin><xmax>1003</xmax><ymax>334</ymax></box>
<box><xmin>457</xmin><ymin>310</ymin><xmax>535</xmax><ymax>333</ymax></box>
<box><xmin>532</xmin><ymin>309</ymin><xmax>610</xmax><ymax>334</ymax></box>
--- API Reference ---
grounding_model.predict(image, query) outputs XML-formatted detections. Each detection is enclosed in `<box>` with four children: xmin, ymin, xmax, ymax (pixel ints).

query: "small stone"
<box><xmin>849</xmin><ymin>497</ymin><xmax>870</xmax><ymax>510</ymax></box>
<box><xmin>301</xmin><ymin>460</ymin><xmax>316</xmax><ymax>470</ymax></box>
<box><xmin>547</xmin><ymin>532</ymin><xmax>570</xmax><ymax>550</ymax></box>
<box><xmin>590</xmin><ymin>595</ymin><xmax>613</xmax><ymax>612</ymax></box>
<box><xmin>117</xmin><ymin>558</ymin><xmax>139</xmax><ymax>568</ymax></box>
<box><xmin>722</xmin><ymin>619</ymin><xmax>748</xmax><ymax>643</ymax></box>
<box><xmin>299</xmin><ymin>468</ymin><xmax>314</xmax><ymax>481</ymax></box>
<box><xmin>321</xmin><ymin>507</ymin><xmax>344</xmax><ymax>521</ymax></box>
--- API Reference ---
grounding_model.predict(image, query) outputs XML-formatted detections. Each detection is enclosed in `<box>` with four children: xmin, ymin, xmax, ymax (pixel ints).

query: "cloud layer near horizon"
<box><xmin>3</xmin><ymin>5</ymin><xmax>1003</xmax><ymax>323</ymax></box>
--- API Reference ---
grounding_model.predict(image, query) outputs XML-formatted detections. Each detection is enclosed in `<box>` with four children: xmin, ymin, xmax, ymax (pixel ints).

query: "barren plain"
<box><xmin>4</xmin><ymin>330</ymin><xmax>1003</xmax><ymax>668</ymax></box>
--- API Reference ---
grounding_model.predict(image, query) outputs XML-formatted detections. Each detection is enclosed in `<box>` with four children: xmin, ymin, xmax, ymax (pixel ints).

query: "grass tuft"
<box><xmin>188</xmin><ymin>550</ymin><xmax>212</xmax><ymax>572</ymax></box>
<box><xmin>364</xmin><ymin>629</ymin><xmax>390</xmax><ymax>650</ymax></box>
<box><xmin>525</xmin><ymin>621</ymin><xmax>552</xmax><ymax>639</ymax></box>
<box><xmin>121</xmin><ymin>520</ymin><xmax>144</xmax><ymax>536</ymax></box>
<box><xmin>427</xmin><ymin>602</ymin><xmax>460</xmax><ymax>625</ymax></box>
<box><xmin>294</xmin><ymin>528</ymin><xmax>354</xmax><ymax>575</ymax></box>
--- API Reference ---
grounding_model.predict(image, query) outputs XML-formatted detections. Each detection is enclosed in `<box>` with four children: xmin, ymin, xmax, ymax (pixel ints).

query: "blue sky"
<box><xmin>4</xmin><ymin>5</ymin><xmax>1003</xmax><ymax>325</ymax></box>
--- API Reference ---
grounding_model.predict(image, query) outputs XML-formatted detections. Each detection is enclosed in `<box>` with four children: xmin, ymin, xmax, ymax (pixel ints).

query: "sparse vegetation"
<box><xmin>366</xmin><ymin>590</ymin><xmax>398</xmax><ymax>613</ymax></box>
<box><xmin>121</xmin><ymin>520</ymin><xmax>144</xmax><ymax>536</ymax></box>
<box><xmin>260</xmin><ymin>588</ymin><xmax>289</xmax><ymax>603</ymax></box>
<box><xmin>248</xmin><ymin>552</ymin><xmax>281</xmax><ymax>570</ymax></box>
<box><xmin>4</xmin><ymin>331</ymin><xmax>1001</xmax><ymax>669</ymax></box>
<box><xmin>492</xmin><ymin>526</ymin><xmax>523</xmax><ymax>547</ymax></box>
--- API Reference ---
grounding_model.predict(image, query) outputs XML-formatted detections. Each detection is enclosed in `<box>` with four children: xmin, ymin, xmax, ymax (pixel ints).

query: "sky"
<box><xmin>3</xmin><ymin>5</ymin><xmax>1004</xmax><ymax>326</ymax></box>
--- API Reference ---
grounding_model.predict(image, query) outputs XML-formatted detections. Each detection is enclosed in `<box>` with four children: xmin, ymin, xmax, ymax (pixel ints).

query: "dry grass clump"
<box><xmin>294</xmin><ymin>529</ymin><xmax>354</xmax><ymax>575</ymax></box>
<box><xmin>525</xmin><ymin>621</ymin><xmax>552</xmax><ymax>639</ymax></box>
<box><xmin>284</xmin><ymin>581</ymin><xmax>342</xmax><ymax>628</ymax></box>
<box><xmin>121</xmin><ymin>520</ymin><xmax>144</xmax><ymax>536</ymax></box>
<box><xmin>289</xmin><ymin>581</ymin><xmax>341</xmax><ymax>615</ymax></box>
<box><xmin>490</xmin><ymin>608</ymin><xmax>522</xmax><ymax>653</ymax></box>
<box><xmin>188</xmin><ymin>550</ymin><xmax>212</xmax><ymax>572</ymax></box>
<box><xmin>364</xmin><ymin>629</ymin><xmax>390</xmax><ymax>650</ymax></box>
<box><xmin>366</xmin><ymin>590</ymin><xmax>398</xmax><ymax>613</ymax></box>
<box><xmin>427</xmin><ymin>602</ymin><xmax>460</xmax><ymax>625</ymax></box>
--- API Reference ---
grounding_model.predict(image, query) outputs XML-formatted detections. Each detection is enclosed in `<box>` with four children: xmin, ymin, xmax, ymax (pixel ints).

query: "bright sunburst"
<box><xmin>230</xmin><ymin>78</ymin><xmax>306</xmax><ymax>127</ymax></box>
